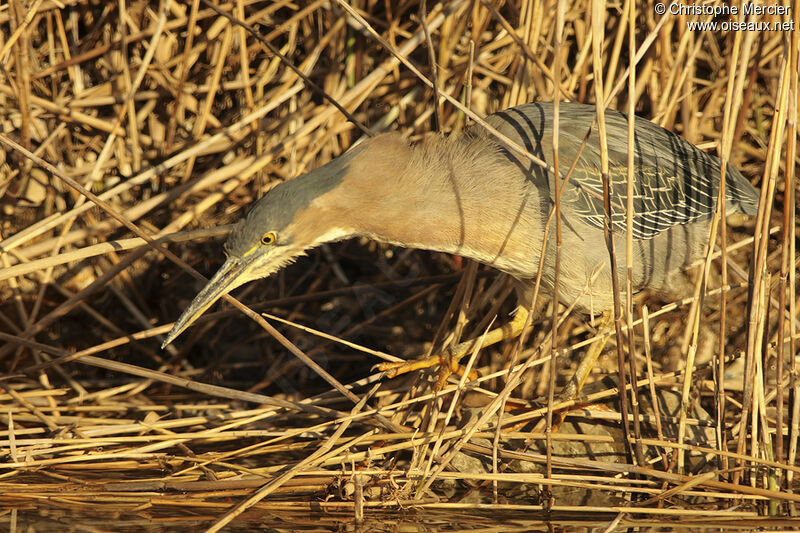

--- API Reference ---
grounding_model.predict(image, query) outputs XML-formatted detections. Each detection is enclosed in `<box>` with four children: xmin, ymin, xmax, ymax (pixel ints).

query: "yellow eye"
<box><xmin>260</xmin><ymin>232</ymin><xmax>277</xmax><ymax>245</ymax></box>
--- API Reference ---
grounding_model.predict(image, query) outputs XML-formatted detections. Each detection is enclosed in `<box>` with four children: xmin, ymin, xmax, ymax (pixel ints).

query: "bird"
<box><xmin>162</xmin><ymin>102</ymin><xmax>759</xmax><ymax>397</ymax></box>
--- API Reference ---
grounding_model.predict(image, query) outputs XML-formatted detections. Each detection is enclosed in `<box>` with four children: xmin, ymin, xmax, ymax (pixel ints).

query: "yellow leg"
<box><xmin>377</xmin><ymin>306</ymin><xmax>530</xmax><ymax>388</ymax></box>
<box><xmin>558</xmin><ymin>310</ymin><xmax>613</xmax><ymax>401</ymax></box>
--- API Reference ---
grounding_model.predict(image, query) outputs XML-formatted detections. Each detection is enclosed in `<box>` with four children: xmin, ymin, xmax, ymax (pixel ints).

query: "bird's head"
<box><xmin>161</xmin><ymin>144</ymin><xmax>370</xmax><ymax>348</ymax></box>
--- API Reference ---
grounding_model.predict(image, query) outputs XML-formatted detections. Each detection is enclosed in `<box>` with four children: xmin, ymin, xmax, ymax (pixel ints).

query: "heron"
<box><xmin>162</xmin><ymin>102</ymin><xmax>758</xmax><ymax>398</ymax></box>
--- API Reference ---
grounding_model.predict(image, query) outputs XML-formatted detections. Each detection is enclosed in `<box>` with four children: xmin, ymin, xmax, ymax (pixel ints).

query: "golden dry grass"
<box><xmin>0</xmin><ymin>0</ymin><xmax>798</xmax><ymax>530</ymax></box>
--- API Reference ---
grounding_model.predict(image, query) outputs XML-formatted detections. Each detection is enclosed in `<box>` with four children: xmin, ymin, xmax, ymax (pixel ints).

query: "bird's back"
<box><xmin>483</xmin><ymin>103</ymin><xmax>758</xmax><ymax>232</ymax></box>
<box><xmin>473</xmin><ymin>102</ymin><xmax>759</xmax><ymax>311</ymax></box>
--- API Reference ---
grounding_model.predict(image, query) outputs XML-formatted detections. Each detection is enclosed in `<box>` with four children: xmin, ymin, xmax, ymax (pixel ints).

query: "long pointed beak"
<box><xmin>162</xmin><ymin>257</ymin><xmax>251</xmax><ymax>348</ymax></box>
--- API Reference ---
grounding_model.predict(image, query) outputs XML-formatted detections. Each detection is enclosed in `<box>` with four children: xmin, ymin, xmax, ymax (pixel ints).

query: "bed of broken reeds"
<box><xmin>0</xmin><ymin>0</ymin><xmax>798</xmax><ymax>530</ymax></box>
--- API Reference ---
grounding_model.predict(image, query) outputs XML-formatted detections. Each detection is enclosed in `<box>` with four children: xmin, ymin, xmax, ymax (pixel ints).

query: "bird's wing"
<box><xmin>486</xmin><ymin>102</ymin><xmax>759</xmax><ymax>240</ymax></box>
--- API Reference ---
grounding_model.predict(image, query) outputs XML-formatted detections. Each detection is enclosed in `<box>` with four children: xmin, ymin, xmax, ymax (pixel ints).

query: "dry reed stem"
<box><xmin>0</xmin><ymin>0</ymin><xmax>795</xmax><ymax>527</ymax></box>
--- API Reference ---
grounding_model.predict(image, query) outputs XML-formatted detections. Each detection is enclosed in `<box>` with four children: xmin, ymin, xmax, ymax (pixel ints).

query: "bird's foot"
<box><xmin>532</xmin><ymin>313</ymin><xmax>615</xmax><ymax>430</ymax></box>
<box><xmin>375</xmin><ymin>347</ymin><xmax>479</xmax><ymax>391</ymax></box>
<box><xmin>556</xmin><ymin>310</ymin><xmax>614</xmax><ymax>402</ymax></box>
<box><xmin>376</xmin><ymin>306</ymin><xmax>532</xmax><ymax>390</ymax></box>
<box><xmin>549</xmin><ymin>388</ymin><xmax>588</xmax><ymax>431</ymax></box>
